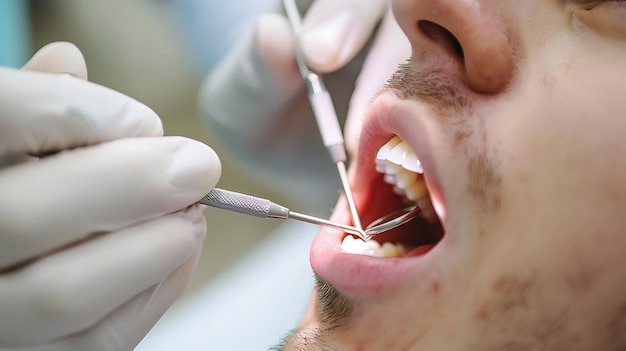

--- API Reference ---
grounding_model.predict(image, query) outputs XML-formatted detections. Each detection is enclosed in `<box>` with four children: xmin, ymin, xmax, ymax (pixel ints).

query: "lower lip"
<box><xmin>309</xmin><ymin>215</ymin><xmax>439</xmax><ymax>294</ymax></box>
<box><xmin>310</xmin><ymin>93</ymin><xmax>444</xmax><ymax>294</ymax></box>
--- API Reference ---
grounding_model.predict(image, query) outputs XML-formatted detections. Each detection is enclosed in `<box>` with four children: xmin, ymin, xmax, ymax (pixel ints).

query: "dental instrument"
<box><xmin>363</xmin><ymin>205</ymin><xmax>421</xmax><ymax>240</ymax></box>
<box><xmin>199</xmin><ymin>188</ymin><xmax>368</xmax><ymax>239</ymax></box>
<box><xmin>281</xmin><ymin>0</ymin><xmax>363</xmax><ymax>231</ymax></box>
<box><xmin>198</xmin><ymin>188</ymin><xmax>421</xmax><ymax>241</ymax></box>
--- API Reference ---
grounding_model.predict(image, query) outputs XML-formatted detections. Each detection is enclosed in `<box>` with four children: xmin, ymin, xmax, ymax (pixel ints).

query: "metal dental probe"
<box><xmin>282</xmin><ymin>0</ymin><xmax>363</xmax><ymax>231</ymax></box>
<box><xmin>198</xmin><ymin>188</ymin><xmax>368</xmax><ymax>239</ymax></box>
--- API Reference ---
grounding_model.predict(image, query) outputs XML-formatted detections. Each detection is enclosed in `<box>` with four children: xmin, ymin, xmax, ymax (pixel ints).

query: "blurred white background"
<box><xmin>4</xmin><ymin>2</ymin><xmax>320</xmax><ymax>348</ymax></box>
<box><xmin>27</xmin><ymin>0</ymin><xmax>288</xmax><ymax>293</ymax></box>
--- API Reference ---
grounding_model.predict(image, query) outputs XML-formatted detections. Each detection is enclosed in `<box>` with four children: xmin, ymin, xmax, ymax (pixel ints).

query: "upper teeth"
<box><xmin>375</xmin><ymin>136</ymin><xmax>435</xmax><ymax>221</ymax></box>
<box><xmin>376</xmin><ymin>136</ymin><xmax>424</xmax><ymax>174</ymax></box>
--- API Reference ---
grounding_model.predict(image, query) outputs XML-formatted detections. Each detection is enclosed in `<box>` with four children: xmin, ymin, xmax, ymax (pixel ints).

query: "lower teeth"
<box><xmin>341</xmin><ymin>235</ymin><xmax>408</xmax><ymax>257</ymax></box>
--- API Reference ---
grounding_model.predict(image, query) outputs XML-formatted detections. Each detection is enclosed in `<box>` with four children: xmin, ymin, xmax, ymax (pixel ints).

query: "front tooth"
<box><xmin>341</xmin><ymin>236</ymin><xmax>408</xmax><ymax>257</ymax></box>
<box><xmin>379</xmin><ymin>137</ymin><xmax>424</xmax><ymax>175</ymax></box>
<box><xmin>386</xmin><ymin>141</ymin><xmax>411</xmax><ymax>165</ymax></box>
<box><xmin>402</xmin><ymin>152</ymin><xmax>424</xmax><ymax>174</ymax></box>
<box><xmin>376</xmin><ymin>136</ymin><xmax>403</xmax><ymax>163</ymax></box>
<box><xmin>367</xmin><ymin>240</ymin><xmax>381</xmax><ymax>250</ymax></box>
<box><xmin>341</xmin><ymin>235</ymin><xmax>375</xmax><ymax>256</ymax></box>
<box><xmin>367</xmin><ymin>240</ymin><xmax>384</xmax><ymax>256</ymax></box>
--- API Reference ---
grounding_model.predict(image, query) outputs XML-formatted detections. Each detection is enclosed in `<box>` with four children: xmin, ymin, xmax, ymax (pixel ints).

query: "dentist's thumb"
<box><xmin>21</xmin><ymin>41</ymin><xmax>88</xmax><ymax>80</ymax></box>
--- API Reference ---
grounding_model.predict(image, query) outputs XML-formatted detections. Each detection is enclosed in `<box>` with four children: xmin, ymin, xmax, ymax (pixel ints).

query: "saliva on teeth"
<box><xmin>341</xmin><ymin>235</ymin><xmax>408</xmax><ymax>257</ymax></box>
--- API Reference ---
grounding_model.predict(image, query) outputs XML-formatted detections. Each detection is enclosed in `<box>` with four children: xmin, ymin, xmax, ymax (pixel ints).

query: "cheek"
<box><xmin>493</xmin><ymin>55</ymin><xmax>626</xmax><ymax>238</ymax></box>
<box><xmin>465</xmin><ymin>216</ymin><xmax>626</xmax><ymax>346</ymax></box>
<box><xmin>526</xmin><ymin>57</ymin><xmax>626</xmax><ymax>178</ymax></box>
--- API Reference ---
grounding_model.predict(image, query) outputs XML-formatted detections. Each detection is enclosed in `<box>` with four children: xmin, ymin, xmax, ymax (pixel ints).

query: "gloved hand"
<box><xmin>199</xmin><ymin>0</ymin><xmax>409</xmax><ymax>209</ymax></box>
<box><xmin>0</xmin><ymin>42</ymin><xmax>221</xmax><ymax>351</ymax></box>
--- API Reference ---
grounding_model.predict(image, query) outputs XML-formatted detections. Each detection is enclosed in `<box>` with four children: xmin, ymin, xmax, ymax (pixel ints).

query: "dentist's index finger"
<box><xmin>0</xmin><ymin>136</ymin><xmax>221</xmax><ymax>269</ymax></box>
<box><xmin>299</xmin><ymin>0</ymin><xmax>388</xmax><ymax>73</ymax></box>
<box><xmin>0</xmin><ymin>68</ymin><xmax>163</xmax><ymax>157</ymax></box>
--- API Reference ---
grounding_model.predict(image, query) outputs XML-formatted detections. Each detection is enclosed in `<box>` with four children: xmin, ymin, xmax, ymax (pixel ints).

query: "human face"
<box><xmin>276</xmin><ymin>0</ymin><xmax>626</xmax><ymax>350</ymax></box>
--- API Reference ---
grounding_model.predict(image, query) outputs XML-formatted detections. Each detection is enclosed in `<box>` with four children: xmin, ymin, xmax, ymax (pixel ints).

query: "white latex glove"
<box><xmin>0</xmin><ymin>42</ymin><xmax>221</xmax><ymax>351</ymax></box>
<box><xmin>199</xmin><ymin>0</ymin><xmax>409</xmax><ymax>209</ymax></box>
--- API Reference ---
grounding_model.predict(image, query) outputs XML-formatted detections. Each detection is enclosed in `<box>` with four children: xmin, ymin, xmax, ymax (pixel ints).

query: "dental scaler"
<box><xmin>199</xmin><ymin>188</ymin><xmax>368</xmax><ymax>239</ymax></box>
<box><xmin>198</xmin><ymin>188</ymin><xmax>420</xmax><ymax>241</ymax></box>
<box><xmin>281</xmin><ymin>0</ymin><xmax>363</xmax><ymax>231</ymax></box>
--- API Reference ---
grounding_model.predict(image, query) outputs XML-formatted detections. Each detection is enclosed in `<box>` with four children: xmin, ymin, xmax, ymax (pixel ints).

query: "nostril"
<box><xmin>418</xmin><ymin>20</ymin><xmax>464</xmax><ymax>60</ymax></box>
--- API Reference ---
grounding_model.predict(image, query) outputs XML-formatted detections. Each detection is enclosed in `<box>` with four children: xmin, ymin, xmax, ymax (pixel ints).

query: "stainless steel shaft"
<box><xmin>198</xmin><ymin>188</ymin><xmax>367</xmax><ymax>239</ymax></box>
<box><xmin>282</xmin><ymin>0</ymin><xmax>364</xmax><ymax>230</ymax></box>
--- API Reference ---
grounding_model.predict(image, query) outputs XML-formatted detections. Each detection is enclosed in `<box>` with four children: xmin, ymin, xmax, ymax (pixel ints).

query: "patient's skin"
<box><xmin>275</xmin><ymin>0</ymin><xmax>626</xmax><ymax>350</ymax></box>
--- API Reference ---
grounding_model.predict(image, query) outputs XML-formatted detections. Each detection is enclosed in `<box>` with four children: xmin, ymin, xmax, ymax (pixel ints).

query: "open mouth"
<box><xmin>309</xmin><ymin>93</ymin><xmax>449</xmax><ymax>293</ymax></box>
<box><xmin>341</xmin><ymin>135</ymin><xmax>444</xmax><ymax>258</ymax></box>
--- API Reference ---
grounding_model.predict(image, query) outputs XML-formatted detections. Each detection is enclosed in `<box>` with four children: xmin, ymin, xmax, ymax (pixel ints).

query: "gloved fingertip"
<box><xmin>300</xmin><ymin>1</ymin><xmax>387</xmax><ymax>73</ymax></box>
<box><xmin>299</xmin><ymin>11</ymin><xmax>354</xmax><ymax>72</ymax></box>
<box><xmin>169</xmin><ymin>137</ymin><xmax>222</xmax><ymax>195</ymax></box>
<box><xmin>22</xmin><ymin>41</ymin><xmax>88</xmax><ymax>80</ymax></box>
<box><xmin>255</xmin><ymin>14</ymin><xmax>301</xmax><ymax>87</ymax></box>
<box><xmin>123</xmin><ymin>98</ymin><xmax>164</xmax><ymax>137</ymax></box>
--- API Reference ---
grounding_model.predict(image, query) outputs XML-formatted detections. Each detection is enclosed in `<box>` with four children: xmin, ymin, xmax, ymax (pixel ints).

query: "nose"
<box><xmin>392</xmin><ymin>0</ymin><xmax>514</xmax><ymax>94</ymax></box>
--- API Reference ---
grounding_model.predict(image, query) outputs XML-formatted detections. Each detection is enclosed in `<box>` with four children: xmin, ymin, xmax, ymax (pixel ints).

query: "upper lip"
<box><xmin>309</xmin><ymin>90</ymin><xmax>448</xmax><ymax>294</ymax></box>
<box><xmin>353</xmin><ymin>92</ymin><xmax>444</xmax><ymax>211</ymax></box>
